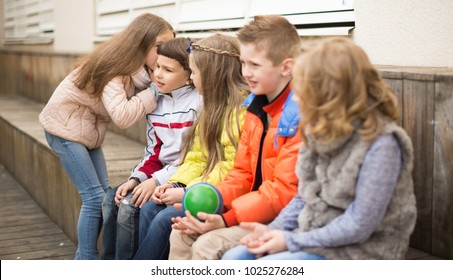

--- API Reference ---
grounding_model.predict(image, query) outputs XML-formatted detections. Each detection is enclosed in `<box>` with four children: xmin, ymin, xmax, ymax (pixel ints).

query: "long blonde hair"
<box><xmin>74</xmin><ymin>13</ymin><xmax>174</xmax><ymax>97</ymax></box>
<box><xmin>181</xmin><ymin>34</ymin><xmax>249</xmax><ymax>177</ymax></box>
<box><xmin>293</xmin><ymin>37</ymin><xmax>399</xmax><ymax>144</ymax></box>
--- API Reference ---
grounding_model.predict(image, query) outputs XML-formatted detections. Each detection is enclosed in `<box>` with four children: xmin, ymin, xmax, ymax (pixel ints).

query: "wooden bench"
<box><xmin>0</xmin><ymin>160</ymin><xmax>442</xmax><ymax>260</ymax></box>
<box><xmin>1</xmin><ymin>49</ymin><xmax>453</xmax><ymax>259</ymax></box>
<box><xmin>0</xmin><ymin>95</ymin><xmax>145</xmax><ymax>244</ymax></box>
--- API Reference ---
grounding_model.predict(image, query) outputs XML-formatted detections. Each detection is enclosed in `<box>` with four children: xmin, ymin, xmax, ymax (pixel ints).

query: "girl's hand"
<box><xmin>148</xmin><ymin>66</ymin><xmax>156</xmax><ymax>83</ymax></box>
<box><xmin>131</xmin><ymin>178</ymin><xmax>157</xmax><ymax>208</ymax></box>
<box><xmin>151</xmin><ymin>183</ymin><xmax>173</xmax><ymax>204</ymax></box>
<box><xmin>246</xmin><ymin>230</ymin><xmax>287</xmax><ymax>256</ymax></box>
<box><xmin>114</xmin><ymin>180</ymin><xmax>137</xmax><ymax>206</ymax></box>
<box><xmin>160</xmin><ymin>188</ymin><xmax>185</xmax><ymax>205</ymax></box>
<box><xmin>239</xmin><ymin>222</ymin><xmax>270</xmax><ymax>248</ymax></box>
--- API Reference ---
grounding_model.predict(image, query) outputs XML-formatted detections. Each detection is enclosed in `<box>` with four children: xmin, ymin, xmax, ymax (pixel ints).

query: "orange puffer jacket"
<box><xmin>217</xmin><ymin>85</ymin><xmax>301</xmax><ymax>227</ymax></box>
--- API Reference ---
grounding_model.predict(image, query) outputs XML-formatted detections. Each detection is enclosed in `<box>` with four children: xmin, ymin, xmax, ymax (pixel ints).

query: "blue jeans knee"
<box><xmin>115</xmin><ymin>193</ymin><xmax>140</xmax><ymax>259</ymax></box>
<box><xmin>101</xmin><ymin>187</ymin><xmax>118</xmax><ymax>260</ymax></box>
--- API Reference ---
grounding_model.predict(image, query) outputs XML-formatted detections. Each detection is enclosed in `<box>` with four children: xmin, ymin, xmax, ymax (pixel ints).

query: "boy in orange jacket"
<box><xmin>169</xmin><ymin>15</ymin><xmax>302</xmax><ymax>259</ymax></box>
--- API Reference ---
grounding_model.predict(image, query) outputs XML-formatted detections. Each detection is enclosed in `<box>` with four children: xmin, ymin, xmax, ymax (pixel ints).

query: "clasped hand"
<box><xmin>114</xmin><ymin>178</ymin><xmax>157</xmax><ymax>208</ymax></box>
<box><xmin>151</xmin><ymin>184</ymin><xmax>184</xmax><ymax>205</ymax></box>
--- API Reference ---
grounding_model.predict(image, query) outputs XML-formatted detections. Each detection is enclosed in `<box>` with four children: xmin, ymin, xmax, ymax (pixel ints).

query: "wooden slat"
<box><xmin>0</xmin><ymin>216</ymin><xmax>51</xmax><ymax>227</ymax></box>
<box><xmin>0</xmin><ymin>224</ymin><xmax>65</xmax><ymax>240</ymax></box>
<box><xmin>0</xmin><ymin>163</ymin><xmax>76</xmax><ymax>260</ymax></box>
<box><xmin>431</xmin><ymin>77</ymin><xmax>453</xmax><ymax>259</ymax></box>
<box><xmin>108</xmin><ymin>118</ymin><xmax>148</xmax><ymax>145</ymax></box>
<box><xmin>383</xmin><ymin>77</ymin><xmax>404</xmax><ymax>126</ymax></box>
<box><xmin>0</xmin><ymin>238</ymin><xmax>75</xmax><ymax>256</ymax></box>
<box><xmin>1</xmin><ymin>247</ymin><xmax>77</xmax><ymax>260</ymax></box>
<box><xmin>0</xmin><ymin>234</ymin><xmax>71</xmax><ymax>248</ymax></box>
<box><xmin>0</xmin><ymin>119</ymin><xmax>15</xmax><ymax>173</ymax></box>
<box><xmin>402</xmin><ymin>78</ymin><xmax>435</xmax><ymax>253</ymax></box>
<box><xmin>0</xmin><ymin>53</ymin><xmax>21</xmax><ymax>96</ymax></box>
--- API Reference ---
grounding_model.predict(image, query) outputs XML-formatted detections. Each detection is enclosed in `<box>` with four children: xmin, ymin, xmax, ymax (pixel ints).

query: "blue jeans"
<box><xmin>134</xmin><ymin>202</ymin><xmax>184</xmax><ymax>260</ymax></box>
<box><xmin>45</xmin><ymin>131</ymin><xmax>109</xmax><ymax>260</ymax></box>
<box><xmin>101</xmin><ymin>187</ymin><xmax>140</xmax><ymax>259</ymax></box>
<box><xmin>222</xmin><ymin>245</ymin><xmax>326</xmax><ymax>260</ymax></box>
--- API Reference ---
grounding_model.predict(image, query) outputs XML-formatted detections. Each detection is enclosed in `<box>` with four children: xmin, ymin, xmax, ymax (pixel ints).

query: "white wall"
<box><xmin>353</xmin><ymin>0</ymin><xmax>453</xmax><ymax>68</ymax></box>
<box><xmin>2</xmin><ymin>0</ymin><xmax>453</xmax><ymax>68</ymax></box>
<box><xmin>54</xmin><ymin>0</ymin><xmax>94</xmax><ymax>53</ymax></box>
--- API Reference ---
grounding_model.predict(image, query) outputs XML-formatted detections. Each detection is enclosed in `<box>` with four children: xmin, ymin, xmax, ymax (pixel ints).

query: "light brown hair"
<box><xmin>181</xmin><ymin>34</ymin><xmax>249</xmax><ymax>178</ymax></box>
<box><xmin>74</xmin><ymin>13</ymin><xmax>174</xmax><ymax>97</ymax></box>
<box><xmin>293</xmin><ymin>37</ymin><xmax>399</xmax><ymax>144</ymax></box>
<box><xmin>237</xmin><ymin>15</ymin><xmax>301</xmax><ymax>65</ymax></box>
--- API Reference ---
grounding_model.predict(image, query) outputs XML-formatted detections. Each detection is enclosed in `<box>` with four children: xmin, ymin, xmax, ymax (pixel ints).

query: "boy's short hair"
<box><xmin>237</xmin><ymin>15</ymin><xmax>301</xmax><ymax>65</ymax></box>
<box><xmin>157</xmin><ymin>37</ymin><xmax>191</xmax><ymax>71</ymax></box>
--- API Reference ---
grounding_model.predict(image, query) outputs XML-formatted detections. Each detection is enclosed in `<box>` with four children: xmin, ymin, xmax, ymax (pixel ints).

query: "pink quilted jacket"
<box><xmin>39</xmin><ymin>67</ymin><xmax>157</xmax><ymax>149</ymax></box>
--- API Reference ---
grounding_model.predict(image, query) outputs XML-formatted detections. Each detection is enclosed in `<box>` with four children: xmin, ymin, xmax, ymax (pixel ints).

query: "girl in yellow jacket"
<box><xmin>39</xmin><ymin>14</ymin><xmax>174</xmax><ymax>260</ymax></box>
<box><xmin>133</xmin><ymin>34</ymin><xmax>249</xmax><ymax>260</ymax></box>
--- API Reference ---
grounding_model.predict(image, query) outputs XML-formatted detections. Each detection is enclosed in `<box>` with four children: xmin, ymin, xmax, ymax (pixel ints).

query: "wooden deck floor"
<box><xmin>0</xmin><ymin>162</ymin><xmax>443</xmax><ymax>260</ymax></box>
<box><xmin>0</xmin><ymin>164</ymin><xmax>76</xmax><ymax>260</ymax></box>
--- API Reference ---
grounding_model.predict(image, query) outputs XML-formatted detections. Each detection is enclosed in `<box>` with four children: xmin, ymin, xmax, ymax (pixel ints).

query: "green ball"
<box><xmin>182</xmin><ymin>183</ymin><xmax>224</xmax><ymax>218</ymax></box>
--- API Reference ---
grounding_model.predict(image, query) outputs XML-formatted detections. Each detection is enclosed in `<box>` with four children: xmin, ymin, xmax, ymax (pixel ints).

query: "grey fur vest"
<box><xmin>296</xmin><ymin>121</ymin><xmax>417</xmax><ymax>259</ymax></box>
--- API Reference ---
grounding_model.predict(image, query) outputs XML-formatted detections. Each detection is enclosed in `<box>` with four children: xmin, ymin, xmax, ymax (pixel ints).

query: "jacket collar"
<box><xmin>155</xmin><ymin>84</ymin><xmax>197</xmax><ymax>100</ymax></box>
<box><xmin>242</xmin><ymin>83</ymin><xmax>300</xmax><ymax>137</ymax></box>
<box><xmin>277</xmin><ymin>90</ymin><xmax>300</xmax><ymax>137</ymax></box>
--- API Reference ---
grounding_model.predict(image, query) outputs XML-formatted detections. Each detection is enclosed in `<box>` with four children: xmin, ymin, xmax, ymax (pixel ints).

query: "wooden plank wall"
<box><xmin>432</xmin><ymin>75</ymin><xmax>453</xmax><ymax>258</ymax></box>
<box><xmin>381</xmin><ymin>66</ymin><xmax>453</xmax><ymax>259</ymax></box>
<box><xmin>1</xmin><ymin>50</ymin><xmax>453</xmax><ymax>259</ymax></box>
<box><xmin>0</xmin><ymin>50</ymin><xmax>147</xmax><ymax>145</ymax></box>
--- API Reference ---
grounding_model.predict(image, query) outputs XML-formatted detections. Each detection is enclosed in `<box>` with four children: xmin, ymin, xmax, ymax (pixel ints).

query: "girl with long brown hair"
<box><xmin>39</xmin><ymin>13</ymin><xmax>174</xmax><ymax>259</ymax></box>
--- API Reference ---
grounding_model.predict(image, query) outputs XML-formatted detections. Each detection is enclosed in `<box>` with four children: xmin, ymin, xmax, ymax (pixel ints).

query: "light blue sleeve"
<box><xmin>284</xmin><ymin>134</ymin><xmax>402</xmax><ymax>251</ymax></box>
<box><xmin>268</xmin><ymin>194</ymin><xmax>304</xmax><ymax>231</ymax></box>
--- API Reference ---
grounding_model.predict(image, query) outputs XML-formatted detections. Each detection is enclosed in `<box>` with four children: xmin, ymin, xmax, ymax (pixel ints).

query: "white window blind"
<box><xmin>248</xmin><ymin>0</ymin><xmax>355</xmax><ymax>36</ymax></box>
<box><xmin>95</xmin><ymin>0</ymin><xmax>354</xmax><ymax>40</ymax></box>
<box><xmin>95</xmin><ymin>0</ymin><xmax>178</xmax><ymax>40</ymax></box>
<box><xmin>3</xmin><ymin>0</ymin><xmax>55</xmax><ymax>44</ymax></box>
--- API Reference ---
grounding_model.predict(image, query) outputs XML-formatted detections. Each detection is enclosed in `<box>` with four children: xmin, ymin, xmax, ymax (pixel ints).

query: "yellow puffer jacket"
<box><xmin>168</xmin><ymin>107</ymin><xmax>247</xmax><ymax>187</ymax></box>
